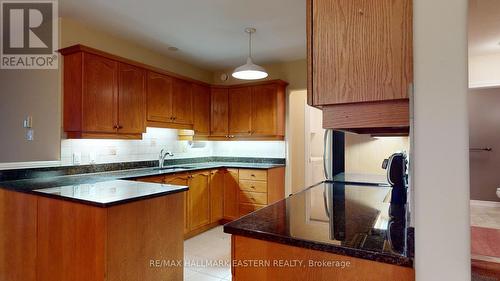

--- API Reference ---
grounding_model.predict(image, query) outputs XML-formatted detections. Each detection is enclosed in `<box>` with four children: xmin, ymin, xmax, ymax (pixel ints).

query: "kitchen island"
<box><xmin>224</xmin><ymin>181</ymin><xmax>415</xmax><ymax>281</ymax></box>
<box><xmin>0</xmin><ymin>158</ymin><xmax>285</xmax><ymax>281</ymax></box>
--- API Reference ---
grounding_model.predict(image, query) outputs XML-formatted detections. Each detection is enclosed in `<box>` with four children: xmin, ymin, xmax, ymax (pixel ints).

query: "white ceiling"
<box><xmin>60</xmin><ymin>0</ymin><xmax>307</xmax><ymax>71</ymax></box>
<box><xmin>469</xmin><ymin>0</ymin><xmax>500</xmax><ymax>56</ymax></box>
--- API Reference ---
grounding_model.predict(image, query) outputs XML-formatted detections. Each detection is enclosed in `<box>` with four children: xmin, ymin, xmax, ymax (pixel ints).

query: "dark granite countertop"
<box><xmin>224</xmin><ymin>181</ymin><xmax>413</xmax><ymax>267</ymax></box>
<box><xmin>333</xmin><ymin>172</ymin><xmax>389</xmax><ymax>186</ymax></box>
<box><xmin>0</xmin><ymin>160</ymin><xmax>284</xmax><ymax>207</ymax></box>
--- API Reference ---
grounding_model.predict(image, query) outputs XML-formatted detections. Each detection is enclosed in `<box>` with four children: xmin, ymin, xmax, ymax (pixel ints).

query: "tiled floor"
<box><xmin>184</xmin><ymin>226</ymin><xmax>232</xmax><ymax>281</ymax></box>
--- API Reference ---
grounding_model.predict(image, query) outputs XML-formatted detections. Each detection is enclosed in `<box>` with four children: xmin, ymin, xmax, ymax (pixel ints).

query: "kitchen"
<box><xmin>0</xmin><ymin>1</ymin><xmax>471</xmax><ymax>281</ymax></box>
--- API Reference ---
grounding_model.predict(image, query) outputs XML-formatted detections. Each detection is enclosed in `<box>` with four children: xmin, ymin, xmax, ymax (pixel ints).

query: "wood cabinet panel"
<box><xmin>164</xmin><ymin>174</ymin><xmax>190</xmax><ymax>235</ymax></box>
<box><xmin>223</xmin><ymin>169</ymin><xmax>240</xmax><ymax>220</ymax></box>
<box><xmin>251</xmin><ymin>84</ymin><xmax>285</xmax><ymax>136</ymax></box>
<box><xmin>188</xmin><ymin>172</ymin><xmax>211</xmax><ymax>231</ymax></box>
<box><xmin>172</xmin><ymin>78</ymin><xmax>193</xmax><ymax>124</ymax></box>
<box><xmin>238</xmin><ymin>180</ymin><xmax>267</xmax><ymax>193</ymax></box>
<box><xmin>210</xmin><ymin>88</ymin><xmax>229</xmax><ymax>136</ymax></box>
<box><xmin>107</xmin><ymin>194</ymin><xmax>184</xmax><ymax>281</ymax></box>
<box><xmin>82</xmin><ymin>53</ymin><xmax>118</xmax><ymax>133</ymax></box>
<box><xmin>147</xmin><ymin>71</ymin><xmax>173</xmax><ymax>123</ymax></box>
<box><xmin>239</xmin><ymin>203</ymin><xmax>265</xmax><ymax>217</ymax></box>
<box><xmin>37</xmin><ymin>197</ymin><xmax>107</xmax><ymax>281</ymax></box>
<box><xmin>239</xmin><ymin>169</ymin><xmax>267</xmax><ymax>181</ymax></box>
<box><xmin>232</xmin><ymin>235</ymin><xmax>415</xmax><ymax>281</ymax></box>
<box><xmin>239</xmin><ymin>191</ymin><xmax>268</xmax><ymax>205</ymax></box>
<box><xmin>210</xmin><ymin>169</ymin><xmax>225</xmax><ymax>223</ymax></box>
<box><xmin>118</xmin><ymin>63</ymin><xmax>146</xmax><ymax>134</ymax></box>
<box><xmin>0</xmin><ymin>189</ymin><xmax>37</xmax><ymax>281</ymax></box>
<box><xmin>229</xmin><ymin>87</ymin><xmax>253</xmax><ymax>136</ymax></box>
<box><xmin>192</xmin><ymin>83</ymin><xmax>211</xmax><ymax>135</ymax></box>
<box><xmin>311</xmin><ymin>0</ymin><xmax>412</xmax><ymax>105</ymax></box>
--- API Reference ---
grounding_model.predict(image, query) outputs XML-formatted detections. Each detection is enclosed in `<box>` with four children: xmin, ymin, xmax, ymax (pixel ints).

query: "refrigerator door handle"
<box><xmin>323</xmin><ymin>130</ymin><xmax>332</xmax><ymax>180</ymax></box>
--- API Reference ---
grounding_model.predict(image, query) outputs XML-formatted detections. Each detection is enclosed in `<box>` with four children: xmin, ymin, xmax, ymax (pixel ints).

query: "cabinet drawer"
<box><xmin>136</xmin><ymin>175</ymin><xmax>165</xmax><ymax>183</ymax></box>
<box><xmin>239</xmin><ymin>169</ymin><xmax>267</xmax><ymax>181</ymax></box>
<box><xmin>239</xmin><ymin>180</ymin><xmax>267</xmax><ymax>193</ymax></box>
<box><xmin>239</xmin><ymin>191</ymin><xmax>267</xmax><ymax>205</ymax></box>
<box><xmin>239</xmin><ymin>203</ymin><xmax>265</xmax><ymax>216</ymax></box>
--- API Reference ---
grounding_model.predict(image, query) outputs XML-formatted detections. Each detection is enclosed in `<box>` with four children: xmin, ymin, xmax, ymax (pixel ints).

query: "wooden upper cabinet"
<box><xmin>82</xmin><ymin>53</ymin><xmax>118</xmax><ymax>134</ymax></box>
<box><xmin>309</xmin><ymin>0</ymin><xmax>412</xmax><ymax>105</ymax></box>
<box><xmin>118</xmin><ymin>63</ymin><xmax>146</xmax><ymax>134</ymax></box>
<box><xmin>188</xmin><ymin>172</ymin><xmax>211</xmax><ymax>231</ymax></box>
<box><xmin>146</xmin><ymin>71</ymin><xmax>173</xmax><ymax>124</ymax></box>
<box><xmin>307</xmin><ymin>0</ymin><xmax>412</xmax><ymax>134</ymax></box>
<box><xmin>229</xmin><ymin>87</ymin><xmax>253</xmax><ymax>136</ymax></box>
<box><xmin>251</xmin><ymin>84</ymin><xmax>286</xmax><ymax>137</ymax></box>
<box><xmin>210</xmin><ymin>87</ymin><xmax>229</xmax><ymax>137</ymax></box>
<box><xmin>172</xmin><ymin>78</ymin><xmax>193</xmax><ymax>125</ymax></box>
<box><xmin>192</xmin><ymin>84</ymin><xmax>211</xmax><ymax>135</ymax></box>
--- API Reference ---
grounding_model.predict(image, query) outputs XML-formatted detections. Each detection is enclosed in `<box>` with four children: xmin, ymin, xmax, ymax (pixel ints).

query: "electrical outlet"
<box><xmin>73</xmin><ymin>152</ymin><xmax>81</xmax><ymax>165</ymax></box>
<box><xmin>108</xmin><ymin>147</ymin><xmax>117</xmax><ymax>156</ymax></box>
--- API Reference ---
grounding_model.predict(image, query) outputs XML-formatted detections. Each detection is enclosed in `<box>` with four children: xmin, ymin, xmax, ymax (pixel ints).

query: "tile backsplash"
<box><xmin>61</xmin><ymin>127</ymin><xmax>286</xmax><ymax>166</ymax></box>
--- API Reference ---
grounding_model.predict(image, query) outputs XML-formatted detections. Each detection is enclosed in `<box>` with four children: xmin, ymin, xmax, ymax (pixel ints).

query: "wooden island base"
<box><xmin>0</xmin><ymin>189</ymin><xmax>185</xmax><ymax>281</ymax></box>
<box><xmin>231</xmin><ymin>235</ymin><xmax>415</xmax><ymax>281</ymax></box>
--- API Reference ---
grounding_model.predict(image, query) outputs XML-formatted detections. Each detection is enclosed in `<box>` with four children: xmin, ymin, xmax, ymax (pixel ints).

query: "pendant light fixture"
<box><xmin>232</xmin><ymin>27</ymin><xmax>268</xmax><ymax>80</ymax></box>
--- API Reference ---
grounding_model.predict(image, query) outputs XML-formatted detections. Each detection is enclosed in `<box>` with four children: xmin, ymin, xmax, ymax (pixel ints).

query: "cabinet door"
<box><xmin>192</xmin><ymin>84</ymin><xmax>211</xmax><ymax>135</ymax></box>
<box><xmin>147</xmin><ymin>71</ymin><xmax>173</xmax><ymax>123</ymax></box>
<box><xmin>172</xmin><ymin>78</ymin><xmax>193</xmax><ymax>125</ymax></box>
<box><xmin>251</xmin><ymin>84</ymin><xmax>278</xmax><ymax>136</ymax></box>
<box><xmin>82</xmin><ymin>53</ymin><xmax>118</xmax><ymax>133</ymax></box>
<box><xmin>165</xmin><ymin>174</ymin><xmax>190</xmax><ymax>235</ymax></box>
<box><xmin>223</xmin><ymin>169</ymin><xmax>239</xmax><ymax>220</ymax></box>
<box><xmin>210</xmin><ymin>88</ymin><xmax>229</xmax><ymax>136</ymax></box>
<box><xmin>229</xmin><ymin>87</ymin><xmax>252</xmax><ymax>136</ymax></box>
<box><xmin>209</xmin><ymin>169</ymin><xmax>225</xmax><ymax>223</ymax></box>
<box><xmin>310</xmin><ymin>0</ymin><xmax>412</xmax><ymax>105</ymax></box>
<box><xmin>117</xmin><ymin>63</ymin><xmax>146</xmax><ymax>134</ymax></box>
<box><xmin>188</xmin><ymin>172</ymin><xmax>211</xmax><ymax>231</ymax></box>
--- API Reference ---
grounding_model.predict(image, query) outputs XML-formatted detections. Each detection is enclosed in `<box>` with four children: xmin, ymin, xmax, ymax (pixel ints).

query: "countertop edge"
<box><xmin>0</xmin><ymin>162</ymin><xmax>285</xmax><ymax>207</ymax></box>
<box><xmin>223</xmin><ymin>224</ymin><xmax>414</xmax><ymax>268</ymax></box>
<box><xmin>25</xmin><ymin>185</ymin><xmax>189</xmax><ymax>208</ymax></box>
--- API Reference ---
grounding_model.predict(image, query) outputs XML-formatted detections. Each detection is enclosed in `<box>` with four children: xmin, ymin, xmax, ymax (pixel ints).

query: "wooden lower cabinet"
<box><xmin>0</xmin><ymin>189</ymin><xmax>37</xmax><ymax>281</ymax></box>
<box><xmin>223</xmin><ymin>169</ymin><xmax>240</xmax><ymax>220</ymax></box>
<box><xmin>210</xmin><ymin>169</ymin><xmax>225</xmax><ymax>223</ymax></box>
<box><xmin>136</xmin><ymin>167</ymin><xmax>285</xmax><ymax>237</ymax></box>
<box><xmin>188</xmin><ymin>171</ymin><xmax>211</xmax><ymax>231</ymax></box>
<box><xmin>0</xmin><ymin>188</ymin><xmax>185</xmax><ymax>281</ymax></box>
<box><xmin>164</xmin><ymin>173</ymin><xmax>190</xmax><ymax>235</ymax></box>
<box><xmin>232</xmin><ymin>235</ymin><xmax>415</xmax><ymax>281</ymax></box>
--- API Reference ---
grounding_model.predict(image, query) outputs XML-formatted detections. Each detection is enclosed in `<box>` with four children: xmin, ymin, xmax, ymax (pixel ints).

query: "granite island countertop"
<box><xmin>0</xmin><ymin>161</ymin><xmax>285</xmax><ymax>207</ymax></box>
<box><xmin>223</xmin><ymin>181</ymin><xmax>413</xmax><ymax>267</ymax></box>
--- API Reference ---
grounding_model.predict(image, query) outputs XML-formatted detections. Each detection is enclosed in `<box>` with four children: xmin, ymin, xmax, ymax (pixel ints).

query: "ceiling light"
<box><xmin>232</xmin><ymin>28</ymin><xmax>268</xmax><ymax>80</ymax></box>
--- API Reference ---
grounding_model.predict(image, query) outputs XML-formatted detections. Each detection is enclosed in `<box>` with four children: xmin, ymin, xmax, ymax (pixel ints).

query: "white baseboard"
<box><xmin>470</xmin><ymin>200</ymin><xmax>500</xmax><ymax>208</ymax></box>
<box><xmin>0</xmin><ymin>161</ymin><xmax>62</xmax><ymax>170</ymax></box>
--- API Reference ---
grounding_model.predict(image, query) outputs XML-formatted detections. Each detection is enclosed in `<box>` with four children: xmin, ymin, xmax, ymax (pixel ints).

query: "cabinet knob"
<box><xmin>251</xmin><ymin>174</ymin><xmax>256</xmax><ymax>177</ymax></box>
<box><xmin>358</xmin><ymin>9</ymin><xmax>364</xmax><ymax>15</ymax></box>
<box><xmin>117</xmin><ymin>125</ymin><xmax>123</xmax><ymax>129</ymax></box>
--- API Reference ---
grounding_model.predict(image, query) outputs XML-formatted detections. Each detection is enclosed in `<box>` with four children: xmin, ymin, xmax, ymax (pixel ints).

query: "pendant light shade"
<box><xmin>232</xmin><ymin>28</ymin><xmax>268</xmax><ymax>80</ymax></box>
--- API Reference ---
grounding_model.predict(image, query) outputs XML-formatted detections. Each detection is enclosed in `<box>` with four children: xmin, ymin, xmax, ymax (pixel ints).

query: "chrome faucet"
<box><xmin>159</xmin><ymin>149</ymin><xmax>174</xmax><ymax>169</ymax></box>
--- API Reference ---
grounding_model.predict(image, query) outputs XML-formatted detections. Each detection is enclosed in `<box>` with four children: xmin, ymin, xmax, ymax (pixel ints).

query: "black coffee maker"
<box><xmin>382</xmin><ymin>152</ymin><xmax>408</xmax><ymax>204</ymax></box>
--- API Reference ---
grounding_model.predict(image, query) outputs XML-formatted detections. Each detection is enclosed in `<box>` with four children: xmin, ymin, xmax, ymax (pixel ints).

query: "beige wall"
<box><xmin>345</xmin><ymin>134</ymin><xmax>409</xmax><ymax>175</ymax></box>
<box><xmin>60</xmin><ymin>18</ymin><xmax>213</xmax><ymax>83</ymax></box>
<box><xmin>468</xmin><ymin>88</ymin><xmax>500</xmax><ymax>202</ymax></box>
<box><xmin>0</xmin><ymin>18</ymin><xmax>215</xmax><ymax>163</ymax></box>
<box><xmin>469</xmin><ymin>53</ymin><xmax>500</xmax><ymax>88</ymax></box>
<box><xmin>289</xmin><ymin>91</ymin><xmax>307</xmax><ymax>193</ymax></box>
